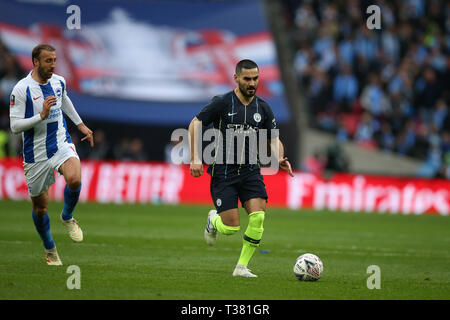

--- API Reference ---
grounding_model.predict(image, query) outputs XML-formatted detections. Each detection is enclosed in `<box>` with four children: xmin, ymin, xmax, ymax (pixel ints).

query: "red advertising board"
<box><xmin>0</xmin><ymin>158</ymin><xmax>448</xmax><ymax>215</ymax></box>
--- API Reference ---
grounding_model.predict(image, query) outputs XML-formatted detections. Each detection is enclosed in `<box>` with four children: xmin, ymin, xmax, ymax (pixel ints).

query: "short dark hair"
<box><xmin>235</xmin><ymin>59</ymin><xmax>259</xmax><ymax>75</ymax></box>
<box><xmin>32</xmin><ymin>44</ymin><xmax>55</xmax><ymax>66</ymax></box>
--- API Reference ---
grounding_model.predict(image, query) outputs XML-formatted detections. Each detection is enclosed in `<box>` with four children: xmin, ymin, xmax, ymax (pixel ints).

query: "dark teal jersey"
<box><xmin>196</xmin><ymin>90</ymin><xmax>278</xmax><ymax>177</ymax></box>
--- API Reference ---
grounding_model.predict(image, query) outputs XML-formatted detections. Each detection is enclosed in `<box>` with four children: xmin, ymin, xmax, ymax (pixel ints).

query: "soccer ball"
<box><xmin>293</xmin><ymin>253</ymin><xmax>323</xmax><ymax>281</ymax></box>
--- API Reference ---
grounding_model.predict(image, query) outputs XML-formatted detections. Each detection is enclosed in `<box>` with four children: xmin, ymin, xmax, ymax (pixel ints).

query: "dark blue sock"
<box><xmin>32</xmin><ymin>212</ymin><xmax>55</xmax><ymax>250</ymax></box>
<box><xmin>62</xmin><ymin>183</ymin><xmax>81</xmax><ymax>221</ymax></box>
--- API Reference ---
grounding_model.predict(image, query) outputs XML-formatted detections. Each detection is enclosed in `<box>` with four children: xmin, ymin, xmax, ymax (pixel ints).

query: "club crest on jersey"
<box><xmin>56</xmin><ymin>88</ymin><xmax>62</xmax><ymax>98</ymax></box>
<box><xmin>253</xmin><ymin>112</ymin><xmax>261</xmax><ymax>123</ymax></box>
<box><xmin>10</xmin><ymin>94</ymin><xmax>15</xmax><ymax>106</ymax></box>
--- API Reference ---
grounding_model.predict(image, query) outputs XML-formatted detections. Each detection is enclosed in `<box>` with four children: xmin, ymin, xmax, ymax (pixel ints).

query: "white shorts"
<box><xmin>23</xmin><ymin>143</ymin><xmax>79</xmax><ymax>197</ymax></box>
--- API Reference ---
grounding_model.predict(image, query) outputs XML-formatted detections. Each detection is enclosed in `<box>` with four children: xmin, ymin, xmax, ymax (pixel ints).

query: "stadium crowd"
<box><xmin>283</xmin><ymin>0</ymin><xmax>450</xmax><ymax>178</ymax></box>
<box><xmin>0</xmin><ymin>39</ymin><xmax>25</xmax><ymax>159</ymax></box>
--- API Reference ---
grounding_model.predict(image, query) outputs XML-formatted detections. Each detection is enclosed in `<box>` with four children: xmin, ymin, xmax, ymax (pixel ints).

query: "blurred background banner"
<box><xmin>0</xmin><ymin>0</ymin><xmax>289</xmax><ymax>125</ymax></box>
<box><xmin>0</xmin><ymin>0</ymin><xmax>449</xmax><ymax>204</ymax></box>
<box><xmin>1</xmin><ymin>158</ymin><xmax>448</xmax><ymax>215</ymax></box>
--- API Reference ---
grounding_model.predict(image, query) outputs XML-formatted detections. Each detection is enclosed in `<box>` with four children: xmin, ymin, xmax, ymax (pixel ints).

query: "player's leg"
<box><xmin>31</xmin><ymin>191</ymin><xmax>62</xmax><ymax>265</ymax></box>
<box><xmin>232</xmin><ymin>198</ymin><xmax>266</xmax><ymax>277</ymax></box>
<box><xmin>233</xmin><ymin>172</ymin><xmax>268</xmax><ymax>277</ymax></box>
<box><xmin>205</xmin><ymin>178</ymin><xmax>240</xmax><ymax>245</ymax></box>
<box><xmin>213</xmin><ymin>208</ymin><xmax>241</xmax><ymax>231</ymax></box>
<box><xmin>239</xmin><ymin>198</ymin><xmax>266</xmax><ymax>264</ymax></box>
<box><xmin>31</xmin><ymin>191</ymin><xmax>54</xmax><ymax>250</ymax></box>
<box><xmin>59</xmin><ymin>156</ymin><xmax>81</xmax><ymax>220</ymax></box>
<box><xmin>205</xmin><ymin>208</ymin><xmax>240</xmax><ymax>245</ymax></box>
<box><xmin>58</xmin><ymin>155</ymin><xmax>83</xmax><ymax>242</ymax></box>
<box><xmin>25</xmin><ymin>161</ymin><xmax>62</xmax><ymax>265</ymax></box>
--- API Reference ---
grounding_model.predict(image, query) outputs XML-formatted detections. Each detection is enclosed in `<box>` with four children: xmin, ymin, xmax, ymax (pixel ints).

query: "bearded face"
<box><xmin>34</xmin><ymin>50</ymin><xmax>56</xmax><ymax>81</ymax></box>
<box><xmin>235</xmin><ymin>67</ymin><xmax>259</xmax><ymax>98</ymax></box>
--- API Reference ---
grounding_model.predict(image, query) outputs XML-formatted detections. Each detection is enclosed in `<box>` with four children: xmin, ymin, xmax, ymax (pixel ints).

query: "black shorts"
<box><xmin>209</xmin><ymin>168</ymin><xmax>268</xmax><ymax>213</ymax></box>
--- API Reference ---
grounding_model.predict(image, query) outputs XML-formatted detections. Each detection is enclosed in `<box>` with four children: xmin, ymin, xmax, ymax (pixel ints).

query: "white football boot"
<box><xmin>61</xmin><ymin>214</ymin><xmax>83</xmax><ymax>242</ymax></box>
<box><xmin>204</xmin><ymin>209</ymin><xmax>218</xmax><ymax>246</ymax></box>
<box><xmin>232</xmin><ymin>264</ymin><xmax>258</xmax><ymax>278</ymax></box>
<box><xmin>45</xmin><ymin>247</ymin><xmax>62</xmax><ymax>266</ymax></box>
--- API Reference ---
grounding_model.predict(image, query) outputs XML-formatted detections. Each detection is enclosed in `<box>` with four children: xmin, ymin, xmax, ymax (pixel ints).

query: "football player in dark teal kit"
<box><xmin>189</xmin><ymin>59</ymin><xmax>293</xmax><ymax>277</ymax></box>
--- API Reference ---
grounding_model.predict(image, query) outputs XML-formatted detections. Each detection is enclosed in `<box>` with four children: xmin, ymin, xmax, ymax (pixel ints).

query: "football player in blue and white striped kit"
<box><xmin>9</xmin><ymin>44</ymin><xmax>94</xmax><ymax>265</ymax></box>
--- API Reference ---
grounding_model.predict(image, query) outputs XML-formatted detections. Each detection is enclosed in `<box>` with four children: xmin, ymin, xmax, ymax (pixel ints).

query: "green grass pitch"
<box><xmin>0</xmin><ymin>200</ymin><xmax>449</xmax><ymax>300</ymax></box>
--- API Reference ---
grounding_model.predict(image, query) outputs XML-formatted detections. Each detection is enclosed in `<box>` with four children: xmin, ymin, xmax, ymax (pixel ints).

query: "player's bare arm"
<box><xmin>188</xmin><ymin>117</ymin><xmax>203</xmax><ymax>177</ymax></box>
<box><xmin>271</xmin><ymin>137</ymin><xmax>293</xmax><ymax>177</ymax></box>
<box><xmin>78</xmin><ymin>122</ymin><xmax>94</xmax><ymax>147</ymax></box>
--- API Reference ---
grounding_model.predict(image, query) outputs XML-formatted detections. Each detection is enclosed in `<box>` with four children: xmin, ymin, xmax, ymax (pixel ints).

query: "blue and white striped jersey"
<box><xmin>10</xmin><ymin>72</ymin><xmax>74</xmax><ymax>163</ymax></box>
